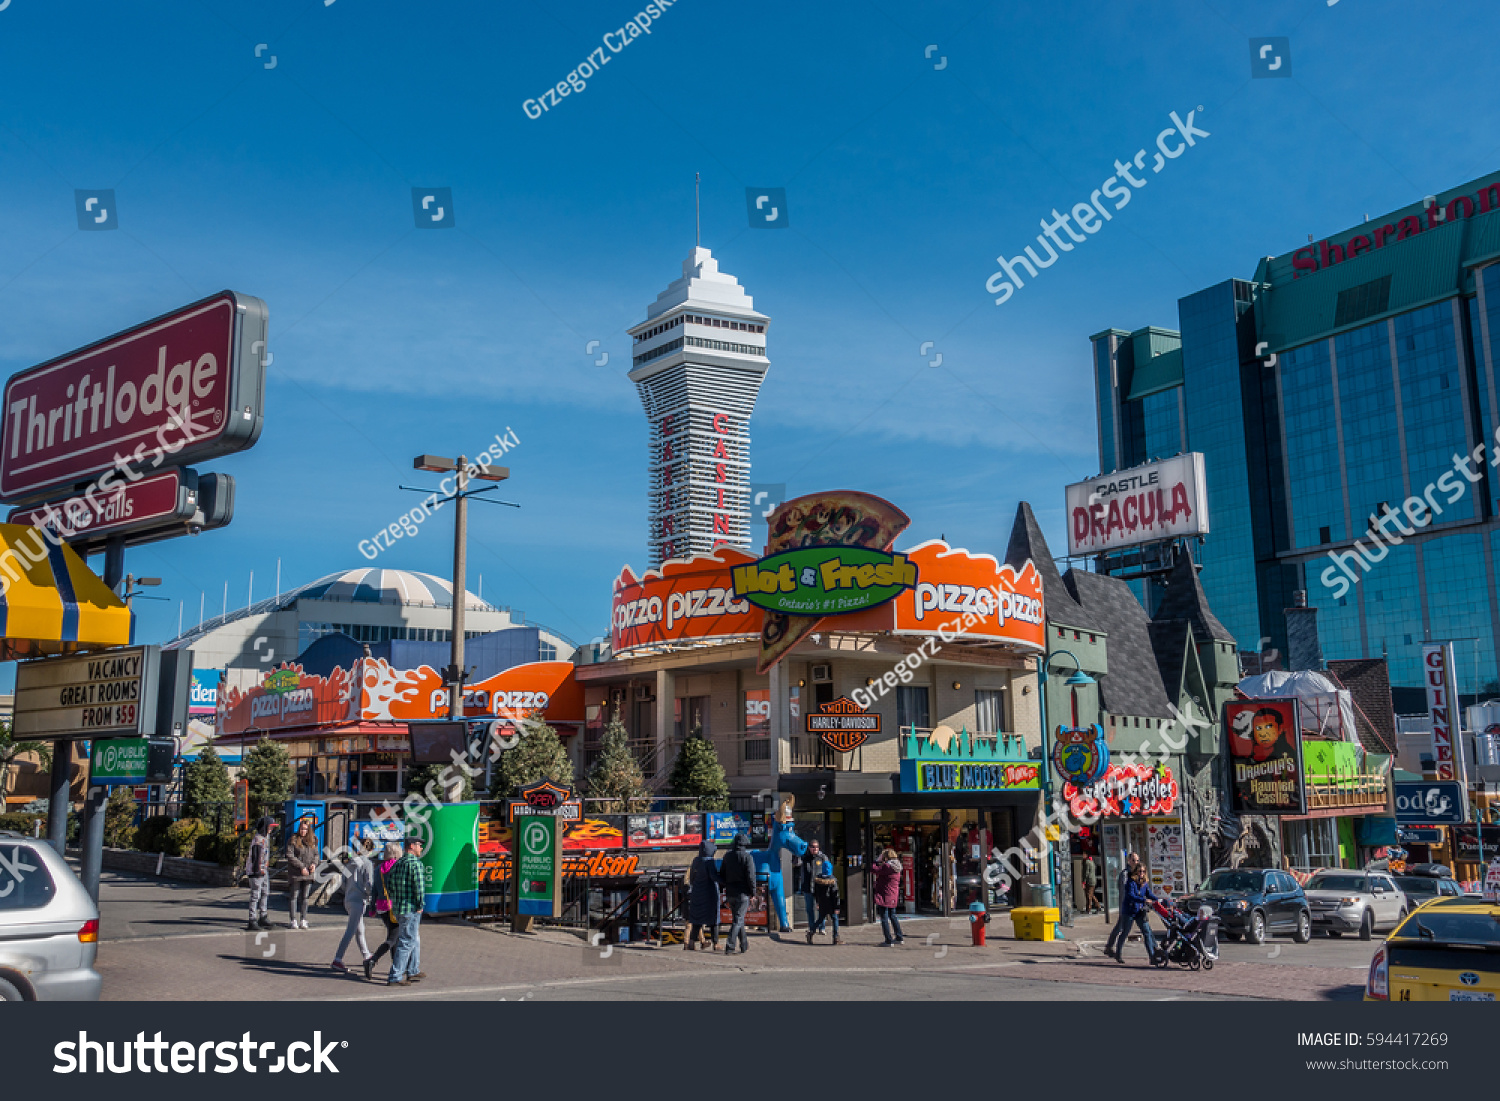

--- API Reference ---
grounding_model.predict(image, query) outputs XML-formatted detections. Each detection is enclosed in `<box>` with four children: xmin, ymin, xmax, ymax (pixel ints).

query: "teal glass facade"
<box><xmin>1092</xmin><ymin>212</ymin><xmax>1500</xmax><ymax>695</ymax></box>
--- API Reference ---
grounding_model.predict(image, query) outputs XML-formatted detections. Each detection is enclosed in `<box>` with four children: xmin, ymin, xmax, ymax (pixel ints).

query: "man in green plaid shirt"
<box><xmin>387</xmin><ymin>838</ymin><xmax>428</xmax><ymax>985</ymax></box>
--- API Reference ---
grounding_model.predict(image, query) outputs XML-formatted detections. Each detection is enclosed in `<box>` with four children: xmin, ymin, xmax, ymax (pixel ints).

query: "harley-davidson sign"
<box><xmin>1</xmin><ymin>291</ymin><xmax>267</xmax><ymax>502</ymax></box>
<box><xmin>806</xmin><ymin>696</ymin><xmax>879</xmax><ymax>752</ymax></box>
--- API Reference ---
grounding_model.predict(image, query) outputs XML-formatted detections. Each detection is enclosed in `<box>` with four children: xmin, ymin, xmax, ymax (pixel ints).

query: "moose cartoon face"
<box><xmin>1053</xmin><ymin>724</ymin><xmax>1103</xmax><ymax>783</ymax></box>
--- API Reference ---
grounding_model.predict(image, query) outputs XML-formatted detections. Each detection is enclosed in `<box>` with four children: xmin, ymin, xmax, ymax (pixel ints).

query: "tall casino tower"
<box><xmin>628</xmin><ymin>247</ymin><xmax>770</xmax><ymax>568</ymax></box>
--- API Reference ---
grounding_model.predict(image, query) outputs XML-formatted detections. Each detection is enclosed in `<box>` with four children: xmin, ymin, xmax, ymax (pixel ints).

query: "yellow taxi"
<box><xmin>1365</xmin><ymin>895</ymin><xmax>1500</xmax><ymax>1001</ymax></box>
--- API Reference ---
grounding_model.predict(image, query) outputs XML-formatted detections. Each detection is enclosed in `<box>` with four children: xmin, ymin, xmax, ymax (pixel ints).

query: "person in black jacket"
<box><xmin>685</xmin><ymin>839</ymin><xmax>722</xmax><ymax>950</ymax></box>
<box><xmin>720</xmin><ymin>833</ymin><xmax>757</xmax><ymax>955</ymax></box>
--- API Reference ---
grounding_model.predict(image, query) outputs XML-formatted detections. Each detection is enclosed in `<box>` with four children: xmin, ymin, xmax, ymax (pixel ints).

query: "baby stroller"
<box><xmin>1148</xmin><ymin>898</ymin><xmax>1219</xmax><ymax>971</ymax></box>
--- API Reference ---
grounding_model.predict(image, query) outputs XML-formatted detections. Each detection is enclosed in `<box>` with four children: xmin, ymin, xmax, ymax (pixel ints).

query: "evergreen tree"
<box><xmin>583</xmin><ymin>707</ymin><xmax>651</xmax><ymax>813</ymax></box>
<box><xmin>103</xmin><ymin>786</ymin><xmax>139</xmax><ymax>849</ymax></box>
<box><xmin>667</xmin><ymin>728</ymin><xmax>731</xmax><ymax>811</ymax></box>
<box><xmin>405</xmin><ymin>761</ymin><xmax>475</xmax><ymax>803</ymax></box>
<box><xmin>492</xmin><ymin>719</ymin><xmax>574</xmax><ymax>798</ymax></box>
<box><xmin>242</xmin><ymin>737</ymin><xmax>294</xmax><ymax>821</ymax></box>
<box><xmin>182</xmin><ymin>745</ymin><xmax>233</xmax><ymax>820</ymax></box>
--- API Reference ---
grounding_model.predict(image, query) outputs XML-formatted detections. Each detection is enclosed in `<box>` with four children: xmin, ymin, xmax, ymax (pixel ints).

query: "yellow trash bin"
<box><xmin>1010</xmin><ymin>906</ymin><xmax>1060</xmax><ymax>941</ymax></box>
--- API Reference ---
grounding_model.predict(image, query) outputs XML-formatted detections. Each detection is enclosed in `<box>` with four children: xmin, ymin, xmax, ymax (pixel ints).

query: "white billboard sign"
<box><xmin>1066</xmin><ymin>453</ymin><xmax>1209</xmax><ymax>556</ymax></box>
<box><xmin>13</xmin><ymin>646</ymin><xmax>160</xmax><ymax>739</ymax></box>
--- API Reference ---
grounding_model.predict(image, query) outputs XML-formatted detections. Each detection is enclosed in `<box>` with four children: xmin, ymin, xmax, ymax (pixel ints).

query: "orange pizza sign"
<box><xmin>611</xmin><ymin>549</ymin><xmax>761</xmax><ymax>655</ymax></box>
<box><xmin>358</xmin><ymin>658</ymin><xmax>583</xmax><ymax>724</ymax></box>
<box><xmin>837</xmin><ymin>541</ymin><xmax>1046</xmax><ymax>652</ymax></box>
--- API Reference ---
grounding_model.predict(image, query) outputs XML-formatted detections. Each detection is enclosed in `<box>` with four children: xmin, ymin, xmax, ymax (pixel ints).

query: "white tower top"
<box><xmin>628</xmin><ymin>248</ymin><xmax>770</xmax><ymax>568</ymax></box>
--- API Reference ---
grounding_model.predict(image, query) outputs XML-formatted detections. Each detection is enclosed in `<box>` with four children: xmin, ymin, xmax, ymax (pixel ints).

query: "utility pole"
<box><xmin>405</xmin><ymin>455</ymin><xmax>515</xmax><ymax>725</ymax></box>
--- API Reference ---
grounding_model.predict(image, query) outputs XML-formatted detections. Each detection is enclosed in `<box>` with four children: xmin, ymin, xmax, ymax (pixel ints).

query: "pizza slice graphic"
<box><xmin>756</xmin><ymin>491</ymin><xmax>911</xmax><ymax>673</ymax></box>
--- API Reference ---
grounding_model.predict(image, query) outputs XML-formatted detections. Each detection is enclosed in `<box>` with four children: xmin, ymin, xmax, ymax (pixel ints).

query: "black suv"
<box><xmin>1181</xmin><ymin>868</ymin><xmax>1312</xmax><ymax>945</ymax></box>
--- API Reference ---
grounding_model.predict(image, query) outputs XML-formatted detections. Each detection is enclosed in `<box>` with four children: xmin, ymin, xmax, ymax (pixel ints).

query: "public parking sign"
<box><xmin>91</xmin><ymin>738</ymin><xmax>149</xmax><ymax>786</ymax></box>
<box><xmin>0</xmin><ymin>291</ymin><xmax>267</xmax><ymax>502</ymax></box>
<box><xmin>1394</xmin><ymin>780</ymin><xmax>1468</xmax><ymax>824</ymax></box>
<box><xmin>516</xmin><ymin>816</ymin><xmax>562</xmax><ymax>918</ymax></box>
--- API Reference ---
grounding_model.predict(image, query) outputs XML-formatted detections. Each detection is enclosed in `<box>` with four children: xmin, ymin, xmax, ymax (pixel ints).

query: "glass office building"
<box><xmin>1092</xmin><ymin>170</ymin><xmax>1500</xmax><ymax>696</ymax></box>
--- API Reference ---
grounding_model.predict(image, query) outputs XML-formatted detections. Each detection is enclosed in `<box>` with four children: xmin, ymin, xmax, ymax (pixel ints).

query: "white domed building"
<box><xmin>163</xmin><ymin>567</ymin><xmax>575</xmax><ymax>673</ymax></box>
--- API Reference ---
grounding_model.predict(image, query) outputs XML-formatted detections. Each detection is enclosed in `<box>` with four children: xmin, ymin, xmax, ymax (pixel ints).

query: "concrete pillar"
<box><xmin>654</xmin><ymin>668</ymin><xmax>675</xmax><ymax>781</ymax></box>
<box><xmin>80</xmin><ymin>784</ymin><xmax>107</xmax><ymax>903</ymax></box>
<box><xmin>768</xmin><ymin>661</ymin><xmax>789</xmax><ymax>782</ymax></box>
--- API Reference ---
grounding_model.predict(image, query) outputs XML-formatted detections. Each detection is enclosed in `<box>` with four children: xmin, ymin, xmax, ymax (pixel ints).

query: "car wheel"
<box><xmin>1358</xmin><ymin>911</ymin><xmax>1373</xmax><ymax>941</ymax></box>
<box><xmin>1293</xmin><ymin>910</ymin><xmax>1312</xmax><ymax>944</ymax></box>
<box><xmin>1247</xmin><ymin>910</ymin><xmax>1266</xmax><ymax>945</ymax></box>
<box><xmin>0</xmin><ymin>975</ymin><xmax>26</xmax><ymax>1002</ymax></box>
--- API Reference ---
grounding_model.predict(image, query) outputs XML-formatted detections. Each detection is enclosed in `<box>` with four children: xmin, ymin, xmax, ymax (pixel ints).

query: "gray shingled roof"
<box><xmin>1063</xmin><ymin>569</ymin><xmax>1173</xmax><ymax>719</ymax></box>
<box><xmin>1327</xmin><ymin>659</ymin><xmax>1399</xmax><ymax>754</ymax></box>
<box><xmin>1005</xmin><ymin>502</ymin><xmax>1100</xmax><ymax>632</ymax></box>
<box><xmin>1147</xmin><ymin>619</ymin><xmax>1195</xmax><ymax>707</ymax></box>
<box><xmin>1153</xmin><ymin>552</ymin><xmax>1234</xmax><ymax>644</ymax></box>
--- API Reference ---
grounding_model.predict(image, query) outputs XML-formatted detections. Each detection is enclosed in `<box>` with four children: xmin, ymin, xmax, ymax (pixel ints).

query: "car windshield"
<box><xmin>1394</xmin><ymin>877</ymin><xmax>1439</xmax><ymax>896</ymax></box>
<box><xmin>1397</xmin><ymin>910</ymin><xmax>1500</xmax><ymax>946</ymax></box>
<box><xmin>1306</xmin><ymin>874</ymin><xmax>1367</xmax><ymax>892</ymax></box>
<box><xmin>1201</xmin><ymin>870</ymin><xmax>1263</xmax><ymax>893</ymax></box>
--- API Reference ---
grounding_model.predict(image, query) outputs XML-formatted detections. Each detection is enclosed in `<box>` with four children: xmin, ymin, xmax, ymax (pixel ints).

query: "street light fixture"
<box><xmin>401</xmin><ymin>455</ymin><xmax>518</xmax><ymax>723</ymax></box>
<box><xmin>1035</xmin><ymin>649</ymin><xmax>1097</xmax><ymax>926</ymax></box>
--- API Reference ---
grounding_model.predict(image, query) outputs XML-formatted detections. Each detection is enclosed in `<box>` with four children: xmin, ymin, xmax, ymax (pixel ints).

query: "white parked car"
<box><xmin>0</xmin><ymin>832</ymin><xmax>102</xmax><ymax>1000</ymax></box>
<box><xmin>1303</xmin><ymin>869</ymin><xmax>1408</xmax><ymax>941</ymax></box>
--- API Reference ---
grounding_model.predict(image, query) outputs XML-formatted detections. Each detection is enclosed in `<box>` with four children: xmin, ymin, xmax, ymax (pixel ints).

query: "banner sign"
<box><xmin>359</xmin><ymin>658</ymin><xmax>584</xmax><ymax>725</ymax></box>
<box><xmin>189</xmin><ymin>669</ymin><xmax>221</xmax><ymax>716</ymax></box>
<box><xmin>901</xmin><ymin>759</ymin><xmax>1039</xmax><ymax>793</ymax></box>
<box><xmin>407</xmin><ymin>802</ymin><xmax>478</xmax><ymax>915</ymax></box>
<box><xmin>806</xmin><ymin>696</ymin><xmax>879</xmax><ymax>752</ymax></box>
<box><xmin>1423</xmin><ymin>643</ymin><xmax>1465</xmax><ymax>783</ymax></box>
<box><xmin>0</xmin><ymin>290</ymin><xmax>267</xmax><ymax>503</ymax></box>
<box><xmin>1064</xmin><ymin>763</ymin><xmax>1179</xmax><ymax>819</ymax></box>
<box><xmin>1226</xmin><ymin>698</ymin><xmax>1307</xmax><ymax>815</ymax></box>
<box><xmin>626</xmin><ymin>813</ymin><xmax>704</xmax><ymax>848</ymax></box>
<box><xmin>706</xmin><ymin>811</ymin><xmax>752</xmax><ymax>847</ymax></box>
<box><xmin>610</xmin><ymin>549</ymin><xmax>761</xmax><ymax>656</ymax></box>
<box><xmin>1394</xmin><ymin>780</ymin><xmax>1468</xmax><ymax>825</ymax></box>
<box><xmin>1052</xmin><ymin>723</ymin><xmax>1109</xmax><ymax>784</ymax></box>
<box><xmin>477</xmin><ymin>850</ymin><xmax>641</xmax><ymax>886</ymax></box>
<box><xmin>90</xmin><ymin>738</ymin><xmax>149</xmax><ymax>786</ymax></box>
<box><xmin>217</xmin><ymin>663</ymin><xmax>355</xmax><ymax>735</ymax></box>
<box><xmin>14</xmin><ymin>646</ymin><xmax>160</xmax><ymax>739</ymax></box>
<box><xmin>1065</xmin><ymin>453</ymin><xmax>1209</xmax><ymax>556</ymax></box>
<box><xmin>1450</xmin><ymin>825</ymin><xmax>1500</xmax><ymax>863</ymax></box>
<box><xmin>732</xmin><ymin>546</ymin><xmax>917</xmax><ymax>617</ymax></box>
<box><xmin>515</xmin><ymin>816</ymin><xmax>563</xmax><ymax>917</ymax></box>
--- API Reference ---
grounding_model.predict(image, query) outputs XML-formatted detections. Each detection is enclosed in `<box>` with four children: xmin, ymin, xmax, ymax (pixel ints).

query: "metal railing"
<box><xmin>1305</xmin><ymin>768</ymin><xmax>1388</xmax><ymax>810</ymax></box>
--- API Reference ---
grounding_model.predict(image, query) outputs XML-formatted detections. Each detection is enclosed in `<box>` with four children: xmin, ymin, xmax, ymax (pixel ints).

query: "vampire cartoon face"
<box><xmin>1250</xmin><ymin>708</ymin><xmax>1287</xmax><ymax>762</ymax></box>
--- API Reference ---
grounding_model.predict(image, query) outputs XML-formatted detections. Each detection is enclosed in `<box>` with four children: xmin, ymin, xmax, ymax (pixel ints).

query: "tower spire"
<box><xmin>695</xmin><ymin>172</ymin><xmax>701</xmax><ymax>247</ymax></box>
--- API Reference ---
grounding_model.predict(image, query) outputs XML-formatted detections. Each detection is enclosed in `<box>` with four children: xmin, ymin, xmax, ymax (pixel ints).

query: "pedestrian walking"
<box><xmin>794</xmin><ymin>839</ymin><xmax>829</xmax><ymax>936</ymax></box>
<box><xmin>872</xmin><ymin>848</ymin><xmax>905</xmax><ymax>946</ymax></box>
<box><xmin>285</xmin><ymin>819</ymin><xmax>319</xmax><ymax>929</ymax></box>
<box><xmin>1104</xmin><ymin>851</ymin><xmax>1141</xmax><ymax>958</ymax></box>
<box><xmin>386</xmin><ymin>837</ymin><xmax>429</xmax><ymax>986</ymax></box>
<box><xmin>808</xmin><ymin>847</ymin><xmax>842</xmax><ymax>945</ymax></box>
<box><xmin>1081</xmin><ymin>854</ymin><xmax>1099</xmax><ymax>914</ymax></box>
<box><xmin>1115</xmin><ymin>864</ymin><xmax>1160</xmax><ymax>964</ymax></box>
<box><xmin>368</xmin><ymin>842</ymin><xmax>402</xmax><ymax>970</ymax></box>
<box><xmin>241</xmin><ymin>817</ymin><xmax>277</xmax><ymax>930</ymax></box>
<box><xmin>685</xmin><ymin>839</ymin><xmax>722</xmax><ymax>951</ymax></box>
<box><xmin>332</xmin><ymin>840</ymin><xmax>377</xmax><ymax>979</ymax></box>
<box><xmin>720</xmin><ymin>832</ymin><xmax>757</xmax><ymax>955</ymax></box>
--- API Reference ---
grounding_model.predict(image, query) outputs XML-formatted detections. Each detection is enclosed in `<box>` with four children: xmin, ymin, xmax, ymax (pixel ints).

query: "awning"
<box><xmin>0</xmin><ymin>523</ymin><xmax>131</xmax><ymax>660</ymax></box>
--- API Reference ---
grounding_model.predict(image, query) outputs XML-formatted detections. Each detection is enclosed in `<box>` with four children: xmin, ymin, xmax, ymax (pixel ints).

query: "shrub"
<box><xmin>164</xmin><ymin>818</ymin><xmax>209</xmax><ymax>858</ymax></box>
<box><xmin>103</xmin><ymin>788</ymin><xmax>138</xmax><ymax>849</ymax></box>
<box><xmin>134</xmin><ymin>816</ymin><xmax>173</xmax><ymax>853</ymax></box>
<box><xmin>0</xmin><ymin>812</ymin><xmax>42</xmax><ymax>834</ymax></box>
<box><xmin>217</xmin><ymin>830</ymin><xmax>254</xmax><ymax>870</ymax></box>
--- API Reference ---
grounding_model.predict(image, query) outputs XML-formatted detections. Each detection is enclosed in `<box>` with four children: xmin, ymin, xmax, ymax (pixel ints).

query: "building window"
<box><xmin>675</xmin><ymin>695</ymin><xmax>710</xmax><ymax>740</ymax></box>
<box><xmin>896</xmin><ymin>686</ymin><xmax>930</xmax><ymax>732</ymax></box>
<box><xmin>538</xmin><ymin>639</ymin><xmax>557</xmax><ymax>661</ymax></box>
<box><xmin>1283</xmin><ymin>818</ymin><xmax>1340</xmax><ymax>870</ymax></box>
<box><xmin>1319</xmin><ymin>526</ymin><xmax>1331</xmax><ymax>545</ymax></box>
<box><xmin>974</xmin><ymin>689</ymin><xmax>1007</xmax><ymax>733</ymax></box>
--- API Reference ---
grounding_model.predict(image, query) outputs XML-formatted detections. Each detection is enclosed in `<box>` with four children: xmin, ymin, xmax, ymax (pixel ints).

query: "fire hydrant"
<box><xmin>969</xmin><ymin>901</ymin><xmax>989</xmax><ymax>946</ymax></box>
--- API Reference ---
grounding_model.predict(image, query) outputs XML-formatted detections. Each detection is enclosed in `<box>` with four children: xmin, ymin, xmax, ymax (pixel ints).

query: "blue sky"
<box><xmin>0</xmin><ymin>0</ymin><xmax>1496</xmax><ymax>673</ymax></box>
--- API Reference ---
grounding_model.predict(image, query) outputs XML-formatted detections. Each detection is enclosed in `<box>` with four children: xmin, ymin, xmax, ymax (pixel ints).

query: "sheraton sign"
<box><xmin>1</xmin><ymin>291</ymin><xmax>267</xmax><ymax>502</ymax></box>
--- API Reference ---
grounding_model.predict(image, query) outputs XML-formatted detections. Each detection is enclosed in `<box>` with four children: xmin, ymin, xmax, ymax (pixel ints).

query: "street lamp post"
<box><xmin>406</xmin><ymin>456</ymin><xmax>514</xmax><ymax>723</ymax></box>
<box><xmin>1035</xmin><ymin>649</ymin><xmax>1096</xmax><ymax>927</ymax></box>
